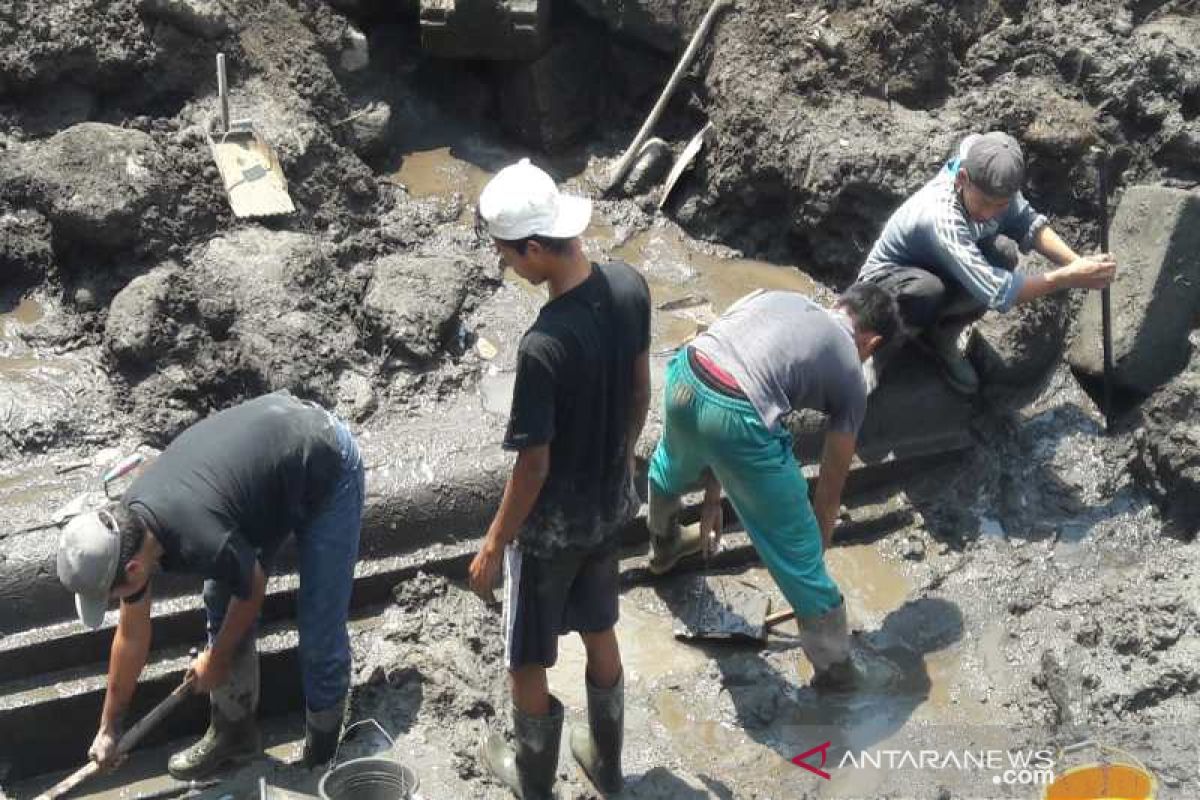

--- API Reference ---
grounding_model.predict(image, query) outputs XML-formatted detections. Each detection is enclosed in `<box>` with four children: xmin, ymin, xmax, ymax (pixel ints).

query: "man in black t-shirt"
<box><xmin>470</xmin><ymin>159</ymin><xmax>651</xmax><ymax>799</ymax></box>
<box><xmin>56</xmin><ymin>392</ymin><xmax>365</xmax><ymax>777</ymax></box>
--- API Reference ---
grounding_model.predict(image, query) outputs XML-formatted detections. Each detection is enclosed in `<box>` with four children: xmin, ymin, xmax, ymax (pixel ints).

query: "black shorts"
<box><xmin>502</xmin><ymin>545</ymin><xmax>620</xmax><ymax>670</ymax></box>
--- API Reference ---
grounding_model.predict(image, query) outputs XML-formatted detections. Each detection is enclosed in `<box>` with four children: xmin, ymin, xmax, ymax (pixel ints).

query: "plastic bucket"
<box><xmin>317</xmin><ymin>756</ymin><xmax>418</xmax><ymax>800</ymax></box>
<box><xmin>1043</xmin><ymin>741</ymin><xmax>1156</xmax><ymax>800</ymax></box>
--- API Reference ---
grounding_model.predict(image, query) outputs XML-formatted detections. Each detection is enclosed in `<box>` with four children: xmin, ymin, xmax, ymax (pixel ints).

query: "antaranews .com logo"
<box><xmin>793</xmin><ymin>741</ymin><xmax>1056</xmax><ymax>789</ymax></box>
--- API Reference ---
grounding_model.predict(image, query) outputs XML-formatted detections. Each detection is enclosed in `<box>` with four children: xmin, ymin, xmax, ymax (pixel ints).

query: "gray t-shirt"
<box><xmin>693</xmin><ymin>291</ymin><xmax>867</xmax><ymax>435</ymax></box>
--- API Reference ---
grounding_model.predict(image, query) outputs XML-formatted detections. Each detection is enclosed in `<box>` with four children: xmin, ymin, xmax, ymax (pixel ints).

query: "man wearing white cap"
<box><xmin>56</xmin><ymin>392</ymin><xmax>364</xmax><ymax>777</ymax></box>
<box><xmin>857</xmin><ymin>131</ymin><xmax>1117</xmax><ymax>393</ymax></box>
<box><xmin>469</xmin><ymin>159</ymin><xmax>651</xmax><ymax>799</ymax></box>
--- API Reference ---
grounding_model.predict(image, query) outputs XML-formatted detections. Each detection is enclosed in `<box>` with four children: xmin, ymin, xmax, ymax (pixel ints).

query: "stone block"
<box><xmin>1067</xmin><ymin>185</ymin><xmax>1200</xmax><ymax>394</ymax></box>
<box><xmin>420</xmin><ymin>0</ymin><xmax>550</xmax><ymax>60</ymax></box>
<box><xmin>786</xmin><ymin>349</ymin><xmax>973</xmax><ymax>468</ymax></box>
<box><xmin>137</xmin><ymin>0</ymin><xmax>233</xmax><ymax>39</ymax></box>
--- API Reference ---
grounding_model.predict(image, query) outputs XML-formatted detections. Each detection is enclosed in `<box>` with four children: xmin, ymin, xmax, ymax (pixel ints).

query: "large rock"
<box><xmin>968</xmin><ymin>254</ymin><xmax>1072</xmax><ymax>401</ymax></box>
<box><xmin>104</xmin><ymin>264</ymin><xmax>197</xmax><ymax>364</ymax></box>
<box><xmin>363</xmin><ymin>254</ymin><xmax>476</xmax><ymax>362</ymax></box>
<box><xmin>0</xmin><ymin>123</ymin><xmax>167</xmax><ymax>252</ymax></box>
<box><xmin>136</xmin><ymin>0</ymin><xmax>232</xmax><ymax>38</ymax></box>
<box><xmin>1067</xmin><ymin>186</ymin><xmax>1200</xmax><ymax>395</ymax></box>
<box><xmin>193</xmin><ymin>228</ymin><xmax>359</xmax><ymax>395</ymax></box>
<box><xmin>0</xmin><ymin>1</ymin><xmax>155</xmax><ymax>94</ymax></box>
<box><xmin>1129</xmin><ymin>344</ymin><xmax>1200</xmax><ymax>540</ymax></box>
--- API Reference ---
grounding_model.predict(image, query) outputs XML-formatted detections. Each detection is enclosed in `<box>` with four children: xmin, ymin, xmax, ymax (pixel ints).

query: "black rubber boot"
<box><xmin>168</xmin><ymin>640</ymin><xmax>261</xmax><ymax>779</ymax></box>
<box><xmin>570</xmin><ymin>672</ymin><xmax>624</xmax><ymax>794</ymax></box>
<box><xmin>648</xmin><ymin>491</ymin><xmax>702</xmax><ymax>575</ymax></box>
<box><xmin>302</xmin><ymin>694</ymin><xmax>347</xmax><ymax>768</ymax></box>
<box><xmin>482</xmin><ymin>696</ymin><xmax>564</xmax><ymax>800</ymax></box>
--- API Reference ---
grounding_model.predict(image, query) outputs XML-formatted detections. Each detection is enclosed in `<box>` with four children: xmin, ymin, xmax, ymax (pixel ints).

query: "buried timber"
<box><xmin>2</xmin><ymin>0</ymin><xmax>1200</xmax><ymax>798</ymax></box>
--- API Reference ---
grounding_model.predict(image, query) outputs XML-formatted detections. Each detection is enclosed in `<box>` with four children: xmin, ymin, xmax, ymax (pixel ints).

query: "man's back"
<box><xmin>694</xmin><ymin>291</ymin><xmax>866</xmax><ymax>436</ymax></box>
<box><xmin>505</xmin><ymin>261</ymin><xmax>650</xmax><ymax>557</ymax></box>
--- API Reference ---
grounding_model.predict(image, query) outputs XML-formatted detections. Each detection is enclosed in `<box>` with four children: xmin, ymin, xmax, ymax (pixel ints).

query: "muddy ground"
<box><xmin>2</xmin><ymin>0</ymin><xmax>1200</xmax><ymax>797</ymax></box>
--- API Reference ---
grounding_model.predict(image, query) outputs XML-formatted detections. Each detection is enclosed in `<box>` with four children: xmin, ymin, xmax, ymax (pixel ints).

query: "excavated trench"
<box><xmin>2</xmin><ymin>1</ymin><xmax>1200</xmax><ymax>797</ymax></box>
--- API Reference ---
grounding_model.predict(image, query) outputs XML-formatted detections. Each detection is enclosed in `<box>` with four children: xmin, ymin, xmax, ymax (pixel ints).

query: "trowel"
<box><xmin>206</xmin><ymin>53</ymin><xmax>295</xmax><ymax>218</ymax></box>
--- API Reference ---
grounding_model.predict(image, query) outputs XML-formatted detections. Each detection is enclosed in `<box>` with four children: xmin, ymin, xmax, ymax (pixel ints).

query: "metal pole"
<box><xmin>216</xmin><ymin>53</ymin><xmax>230</xmax><ymax>134</ymax></box>
<box><xmin>1097</xmin><ymin>151</ymin><xmax>1114</xmax><ymax>434</ymax></box>
<box><xmin>605</xmin><ymin>0</ymin><xmax>734</xmax><ymax>195</ymax></box>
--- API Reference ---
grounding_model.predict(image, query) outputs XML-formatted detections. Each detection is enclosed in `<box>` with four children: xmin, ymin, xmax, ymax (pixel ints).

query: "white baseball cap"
<box><xmin>478</xmin><ymin>158</ymin><xmax>592</xmax><ymax>240</ymax></box>
<box><xmin>56</xmin><ymin>509</ymin><xmax>122</xmax><ymax>629</ymax></box>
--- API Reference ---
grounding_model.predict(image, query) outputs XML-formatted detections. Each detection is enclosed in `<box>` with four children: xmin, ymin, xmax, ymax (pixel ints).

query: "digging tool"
<box><xmin>605</xmin><ymin>0</ymin><xmax>734</xmax><ymax>195</ymax></box>
<box><xmin>35</xmin><ymin>666</ymin><xmax>198</xmax><ymax>800</ymax></box>
<box><xmin>206</xmin><ymin>53</ymin><xmax>295</xmax><ymax>218</ymax></box>
<box><xmin>1095</xmin><ymin>148</ymin><xmax>1115</xmax><ymax>433</ymax></box>
<box><xmin>658</xmin><ymin>122</ymin><xmax>713</xmax><ymax>210</ymax></box>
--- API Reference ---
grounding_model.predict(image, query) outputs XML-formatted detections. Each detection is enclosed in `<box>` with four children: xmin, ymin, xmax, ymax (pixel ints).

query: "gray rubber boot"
<box><xmin>482</xmin><ymin>696</ymin><xmax>564</xmax><ymax>800</ymax></box>
<box><xmin>648</xmin><ymin>491</ymin><xmax>702</xmax><ymax>575</ymax></box>
<box><xmin>798</xmin><ymin>602</ymin><xmax>853</xmax><ymax>691</ymax></box>
<box><xmin>302</xmin><ymin>693</ymin><xmax>348</xmax><ymax>768</ymax></box>
<box><xmin>570</xmin><ymin>672</ymin><xmax>623</xmax><ymax>794</ymax></box>
<box><xmin>921</xmin><ymin>320</ymin><xmax>979</xmax><ymax>395</ymax></box>
<box><xmin>168</xmin><ymin>639</ymin><xmax>261</xmax><ymax>780</ymax></box>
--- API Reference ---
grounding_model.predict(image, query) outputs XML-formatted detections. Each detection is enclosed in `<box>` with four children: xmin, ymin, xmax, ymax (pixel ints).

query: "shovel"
<box><xmin>207</xmin><ymin>53</ymin><xmax>295</xmax><ymax>219</ymax></box>
<box><xmin>35</xmin><ymin>669</ymin><xmax>197</xmax><ymax>800</ymax></box>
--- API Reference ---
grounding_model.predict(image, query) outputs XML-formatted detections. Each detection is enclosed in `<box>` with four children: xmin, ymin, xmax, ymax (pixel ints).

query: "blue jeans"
<box><xmin>648</xmin><ymin>350</ymin><xmax>842</xmax><ymax>619</ymax></box>
<box><xmin>204</xmin><ymin>415</ymin><xmax>365</xmax><ymax>713</ymax></box>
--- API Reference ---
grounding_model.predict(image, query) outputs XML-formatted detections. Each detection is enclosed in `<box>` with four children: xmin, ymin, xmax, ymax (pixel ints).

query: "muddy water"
<box><xmin>396</xmin><ymin>144</ymin><xmax>821</xmax><ymax>355</ymax></box>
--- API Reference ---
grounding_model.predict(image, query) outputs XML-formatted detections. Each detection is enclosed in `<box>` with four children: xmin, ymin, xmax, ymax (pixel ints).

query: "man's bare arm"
<box><xmin>99</xmin><ymin>588</ymin><xmax>154</xmax><ymax>732</ymax></box>
<box><xmin>469</xmin><ymin>446</ymin><xmax>551</xmax><ymax>597</ymax></box>
<box><xmin>812</xmin><ymin>431</ymin><xmax>856</xmax><ymax>549</ymax></box>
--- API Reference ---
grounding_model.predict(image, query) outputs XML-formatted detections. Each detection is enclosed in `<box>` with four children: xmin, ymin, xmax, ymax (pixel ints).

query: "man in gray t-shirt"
<box><xmin>647</xmin><ymin>286</ymin><xmax>899</xmax><ymax>690</ymax></box>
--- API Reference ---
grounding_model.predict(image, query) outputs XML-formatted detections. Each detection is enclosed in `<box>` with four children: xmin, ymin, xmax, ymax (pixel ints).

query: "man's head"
<box><xmin>955</xmin><ymin>131</ymin><xmax>1025</xmax><ymax>222</ymax></box>
<box><xmin>57</xmin><ymin>502</ymin><xmax>154</xmax><ymax>629</ymax></box>
<box><xmin>835</xmin><ymin>282</ymin><xmax>900</xmax><ymax>363</ymax></box>
<box><xmin>476</xmin><ymin>158</ymin><xmax>591</xmax><ymax>284</ymax></box>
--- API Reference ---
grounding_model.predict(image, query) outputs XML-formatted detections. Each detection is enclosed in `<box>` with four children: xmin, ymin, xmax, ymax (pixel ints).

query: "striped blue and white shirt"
<box><xmin>857</xmin><ymin>135</ymin><xmax>1048</xmax><ymax>312</ymax></box>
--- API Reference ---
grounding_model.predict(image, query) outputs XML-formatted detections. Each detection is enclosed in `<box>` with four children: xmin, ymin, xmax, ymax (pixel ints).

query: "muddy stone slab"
<box><xmin>1067</xmin><ymin>186</ymin><xmax>1200</xmax><ymax>395</ymax></box>
<box><xmin>136</xmin><ymin>0</ymin><xmax>233</xmax><ymax>39</ymax></box>
<box><xmin>0</xmin><ymin>123</ymin><xmax>167</xmax><ymax>251</ymax></box>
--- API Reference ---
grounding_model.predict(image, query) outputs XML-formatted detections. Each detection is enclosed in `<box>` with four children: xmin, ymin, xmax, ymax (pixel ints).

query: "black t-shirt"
<box><xmin>504</xmin><ymin>261</ymin><xmax>651</xmax><ymax>558</ymax></box>
<box><xmin>123</xmin><ymin>392</ymin><xmax>342</xmax><ymax>598</ymax></box>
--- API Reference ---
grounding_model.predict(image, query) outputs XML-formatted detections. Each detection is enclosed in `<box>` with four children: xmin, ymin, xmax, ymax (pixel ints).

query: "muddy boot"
<box><xmin>798</xmin><ymin>602</ymin><xmax>853</xmax><ymax>691</ymax></box>
<box><xmin>921</xmin><ymin>321</ymin><xmax>979</xmax><ymax>395</ymax></box>
<box><xmin>570</xmin><ymin>672</ymin><xmax>623</xmax><ymax>794</ymax></box>
<box><xmin>302</xmin><ymin>694</ymin><xmax>347</xmax><ymax>768</ymax></box>
<box><xmin>482</xmin><ymin>696</ymin><xmax>564</xmax><ymax>800</ymax></box>
<box><xmin>648</xmin><ymin>491</ymin><xmax>702</xmax><ymax>575</ymax></box>
<box><xmin>168</xmin><ymin>640</ymin><xmax>261</xmax><ymax>779</ymax></box>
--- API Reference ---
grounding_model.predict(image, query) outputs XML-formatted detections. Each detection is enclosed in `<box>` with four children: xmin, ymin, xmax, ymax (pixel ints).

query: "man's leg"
<box><xmin>167</xmin><ymin>580</ymin><xmax>261</xmax><ymax>779</ymax></box>
<box><xmin>709</xmin><ymin>423</ymin><xmax>849</xmax><ymax>679</ymax></box>
<box><xmin>295</xmin><ymin>419</ymin><xmax>364</xmax><ymax>767</ymax></box>
<box><xmin>566</xmin><ymin>551</ymin><xmax>624</xmax><ymax>794</ymax></box>
<box><xmin>647</xmin><ymin>351</ymin><xmax>712</xmax><ymax>574</ymax></box>
<box><xmin>484</xmin><ymin>550</ymin><xmax>566</xmax><ymax>800</ymax></box>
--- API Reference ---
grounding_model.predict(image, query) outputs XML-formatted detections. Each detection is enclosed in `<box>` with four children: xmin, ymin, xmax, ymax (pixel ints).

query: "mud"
<box><xmin>2</xmin><ymin>0</ymin><xmax>1200</xmax><ymax>796</ymax></box>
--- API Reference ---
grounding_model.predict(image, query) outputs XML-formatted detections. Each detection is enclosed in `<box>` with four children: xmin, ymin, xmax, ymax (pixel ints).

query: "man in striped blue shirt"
<box><xmin>857</xmin><ymin>132</ymin><xmax>1116</xmax><ymax>393</ymax></box>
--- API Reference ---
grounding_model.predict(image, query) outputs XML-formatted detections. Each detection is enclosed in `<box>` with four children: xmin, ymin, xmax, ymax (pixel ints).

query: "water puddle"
<box><xmin>825</xmin><ymin>544</ymin><xmax>914</xmax><ymax>625</ymax></box>
<box><xmin>549</xmin><ymin>599</ymin><xmax>710</xmax><ymax>709</ymax></box>
<box><xmin>391</xmin><ymin>145</ymin><xmax>494</xmax><ymax>202</ymax></box>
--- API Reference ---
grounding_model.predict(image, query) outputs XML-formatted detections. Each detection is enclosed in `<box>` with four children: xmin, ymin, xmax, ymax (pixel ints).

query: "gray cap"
<box><xmin>962</xmin><ymin>132</ymin><xmax>1025</xmax><ymax>198</ymax></box>
<box><xmin>57</xmin><ymin>509</ymin><xmax>121</xmax><ymax>629</ymax></box>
